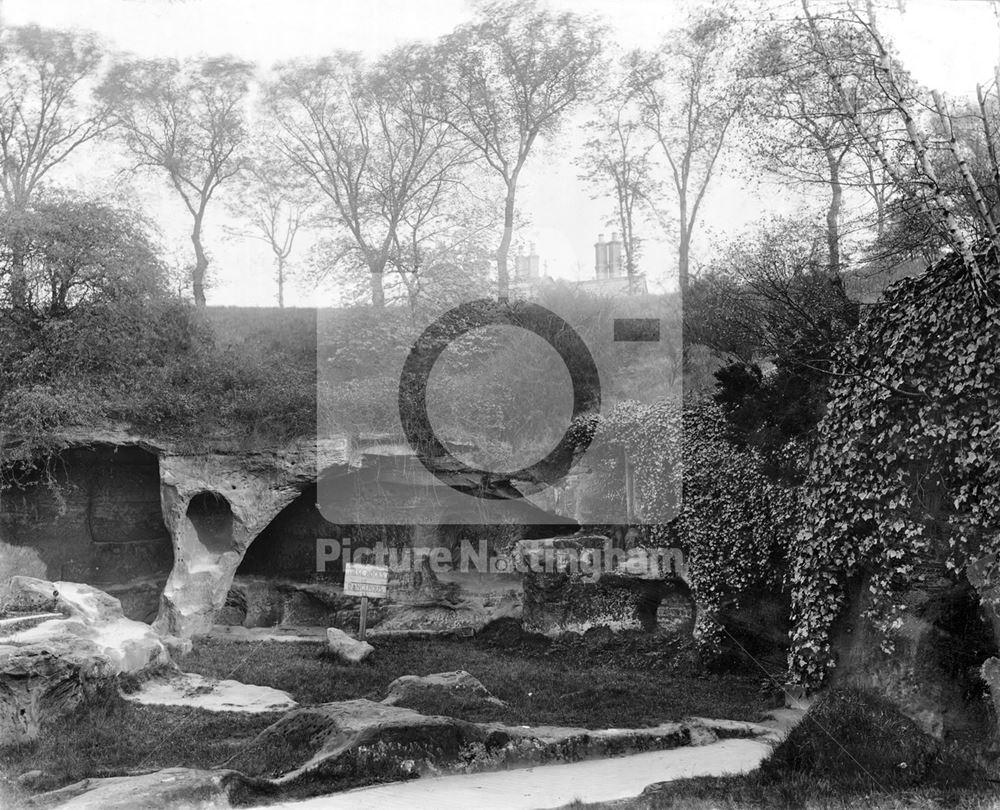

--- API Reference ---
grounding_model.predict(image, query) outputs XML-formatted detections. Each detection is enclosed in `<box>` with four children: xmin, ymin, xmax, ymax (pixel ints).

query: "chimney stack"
<box><xmin>595</xmin><ymin>233</ymin><xmax>609</xmax><ymax>279</ymax></box>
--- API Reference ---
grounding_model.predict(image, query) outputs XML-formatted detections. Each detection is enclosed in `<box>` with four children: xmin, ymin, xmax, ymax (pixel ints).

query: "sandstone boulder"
<box><xmin>382</xmin><ymin>670</ymin><xmax>506</xmax><ymax>712</ymax></box>
<box><xmin>0</xmin><ymin>577</ymin><xmax>170</xmax><ymax>744</ymax></box>
<box><xmin>226</xmin><ymin>698</ymin><xmax>484</xmax><ymax>789</ymax></box>
<box><xmin>122</xmin><ymin>671</ymin><xmax>297</xmax><ymax>714</ymax></box>
<box><xmin>325</xmin><ymin>627</ymin><xmax>373</xmax><ymax>663</ymax></box>
<box><xmin>25</xmin><ymin>767</ymin><xmax>249</xmax><ymax>810</ymax></box>
<box><xmin>0</xmin><ymin>640</ymin><xmax>113</xmax><ymax>745</ymax></box>
<box><xmin>830</xmin><ymin>571</ymin><xmax>995</xmax><ymax>740</ymax></box>
<box><xmin>226</xmin><ymin>698</ymin><xmax>695</xmax><ymax>796</ymax></box>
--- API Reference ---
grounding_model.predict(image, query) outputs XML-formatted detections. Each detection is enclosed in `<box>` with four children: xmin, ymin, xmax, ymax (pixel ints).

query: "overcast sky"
<box><xmin>3</xmin><ymin>0</ymin><xmax>999</xmax><ymax>306</ymax></box>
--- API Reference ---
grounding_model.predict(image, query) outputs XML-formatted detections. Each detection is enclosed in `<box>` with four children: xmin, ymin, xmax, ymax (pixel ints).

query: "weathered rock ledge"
<box><xmin>24</xmin><ymin>701</ymin><xmax>797</xmax><ymax>809</ymax></box>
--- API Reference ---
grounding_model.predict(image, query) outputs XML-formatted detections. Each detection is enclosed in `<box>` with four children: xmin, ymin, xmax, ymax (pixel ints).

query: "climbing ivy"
<box><xmin>789</xmin><ymin>247</ymin><xmax>1000</xmax><ymax>687</ymax></box>
<box><xmin>585</xmin><ymin>400</ymin><xmax>799</xmax><ymax>652</ymax></box>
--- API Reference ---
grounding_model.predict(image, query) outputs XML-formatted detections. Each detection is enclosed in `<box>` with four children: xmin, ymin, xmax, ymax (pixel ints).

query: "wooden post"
<box><xmin>624</xmin><ymin>448</ymin><xmax>635</xmax><ymax>524</ymax></box>
<box><xmin>359</xmin><ymin>596</ymin><xmax>368</xmax><ymax>641</ymax></box>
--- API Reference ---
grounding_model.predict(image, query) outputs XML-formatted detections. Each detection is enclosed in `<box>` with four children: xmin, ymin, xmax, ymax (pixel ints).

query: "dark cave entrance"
<box><xmin>186</xmin><ymin>491</ymin><xmax>235</xmax><ymax>554</ymax></box>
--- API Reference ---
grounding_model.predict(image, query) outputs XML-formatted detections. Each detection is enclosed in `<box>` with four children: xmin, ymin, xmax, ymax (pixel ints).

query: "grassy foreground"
<box><xmin>0</xmin><ymin>629</ymin><xmax>777</xmax><ymax>804</ymax></box>
<box><xmin>180</xmin><ymin>630</ymin><xmax>777</xmax><ymax>728</ymax></box>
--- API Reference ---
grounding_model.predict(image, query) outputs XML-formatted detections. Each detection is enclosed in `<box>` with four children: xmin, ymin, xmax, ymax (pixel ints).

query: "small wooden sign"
<box><xmin>344</xmin><ymin>563</ymin><xmax>389</xmax><ymax>641</ymax></box>
<box><xmin>343</xmin><ymin>563</ymin><xmax>389</xmax><ymax>598</ymax></box>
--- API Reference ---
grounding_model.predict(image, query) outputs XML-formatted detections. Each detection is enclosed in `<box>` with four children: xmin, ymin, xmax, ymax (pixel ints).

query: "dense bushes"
<box><xmin>0</xmin><ymin>298</ymin><xmax>316</xmax><ymax>483</ymax></box>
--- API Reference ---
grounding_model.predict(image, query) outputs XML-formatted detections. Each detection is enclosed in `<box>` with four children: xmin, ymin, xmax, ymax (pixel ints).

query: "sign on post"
<box><xmin>343</xmin><ymin>563</ymin><xmax>389</xmax><ymax>641</ymax></box>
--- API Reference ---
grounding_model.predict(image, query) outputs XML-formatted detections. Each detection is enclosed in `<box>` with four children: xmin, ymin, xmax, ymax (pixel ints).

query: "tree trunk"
<box><xmin>826</xmin><ymin>149</ymin><xmax>842</xmax><ymax>273</ymax></box>
<box><xmin>369</xmin><ymin>268</ymin><xmax>385</xmax><ymax>308</ymax></box>
<box><xmin>496</xmin><ymin>182</ymin><xmax>516</xmax><ymax>301</ymax></box>
<box><xmin>678</xmin><ymin>228</ymin><xmax>690</xmax><ymax>296</ymax></box>
<box><xmin>191</xmin><ymin>219</ymin><xmax>208</xmax><ymax>308</ymax></box>
<box><xmin>276</xmin><ymin>256</ymin><xmax>285</xmax><ymax>309</ymax></box>
<box><xmin>8</xmin><ymin>249</ymin><xmax>27</xmax><ymax>310</ymax></box>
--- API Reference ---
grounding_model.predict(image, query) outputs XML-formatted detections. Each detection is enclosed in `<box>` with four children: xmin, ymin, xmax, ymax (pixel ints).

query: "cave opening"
<box><xmin>0</xmin><ymin>443</ymin><xmax>173</xmax><ymax>622</ymax></box>
<box><xmin>238</xmin><ymin>483</ymin><xmax>344</xmax><ymax>580</ymax></box>
<box><xmin>186</xmin><ymin>491</ymin><xmax>235</xmax><ymax>554</ymax></box>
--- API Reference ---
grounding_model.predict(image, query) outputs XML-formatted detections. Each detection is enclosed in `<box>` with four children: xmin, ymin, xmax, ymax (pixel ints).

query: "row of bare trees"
<box><xmin>0</xmin><ymin>1</ymin><xmax>764</xmax><ymax>310</ymax></box>
<box><xmin>4</xmin><ymin>0</ymin><xmax>1000</xmax><ymax>310</ymax></box>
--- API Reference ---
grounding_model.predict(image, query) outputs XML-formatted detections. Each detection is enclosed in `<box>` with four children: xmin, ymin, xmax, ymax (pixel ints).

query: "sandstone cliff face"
<box><xmin>1</xmin><ymin>433</ymin><xmax>540</xmax><ymax>640</ymax></box>
<box><xmin>153</xmin><ymin>438</ymin><xmax>350</xmax><ymax>638</ymax></box>
<box><xmin>0</xmin><ymin>434</ymin><xmax>352</xmax><ymax>637</ymax></box>
<box><xmin>0</xmin><ymin>443</ymin><xmax>172</xmax><ymax>617</ymax></box>
<box><xmin>830</xmin><ymin>567</ymin><xmax>998</xmax><ymax>740</ymax></box>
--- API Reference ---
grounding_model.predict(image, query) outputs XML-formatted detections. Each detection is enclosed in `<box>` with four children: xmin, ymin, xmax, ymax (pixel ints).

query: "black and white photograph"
<box><xmin>0</xmin><ymin>0</ymin><xmax>999</xmax><ymax>808</ymax></box>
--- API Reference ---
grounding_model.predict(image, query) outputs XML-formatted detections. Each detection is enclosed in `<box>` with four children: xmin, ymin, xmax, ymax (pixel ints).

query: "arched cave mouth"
<box><xmin>238</xmin><ymin>483</ymin><xmax>345</xmax><ymax>580</ymax></box>
<box><xmin>0</xmin><ymin>443</ymin><xmax>173</xmax><ymax>622</ymax></box>
<box><xmin>186</xmin><ymin>491</ymin><xmax>235</xmax><ymax>554</ymax></box>
<box><xmin>635</xmin><ymin>579</ymin><xmax>696</xmax><ymax>634</ymax></box>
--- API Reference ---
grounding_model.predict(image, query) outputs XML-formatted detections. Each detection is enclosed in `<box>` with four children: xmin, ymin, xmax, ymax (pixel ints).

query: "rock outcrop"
<box><xmin>226</xmin><ymin>698</ymin><xmax>694</xmax><ymax>795</ymax></box>
<box><xmin>382</xmin><ymin>670</ymin><xmax>506</xmax><ymax>712</ymax></box>
<box><xmin>122</xmin><ymin>671</ymin><xmax>297</xmax><ymax>714</ymax></box>
<box><xmin>0</xmin><ymin>577</ymin><xmax>170</xmax><ymax>744</ymax></box>
<box><xmin>830</xmin><ymin>569</ymin><xmax>997</xmax><ymax>740</ymax></box>
<box><xmin>153</xmin><ymin>438</ymin><xmax>350</xmax><ymax>638</ymax></box>
<box><xmin>23</xmin><ymin>767</ymin><xmax>253</xmax><ymax>810</ymax></box>
<box><xmin>515</xmin><ymin>534</ymin><xmax>694</xmax><ymax>636</ymax></box>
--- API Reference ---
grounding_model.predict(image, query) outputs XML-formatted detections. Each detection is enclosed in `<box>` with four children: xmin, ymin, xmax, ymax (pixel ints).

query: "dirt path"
<box><xmin>256</xmin><ymin>733</ymin><xmax>785</xmax><ymax>810</ymax></box>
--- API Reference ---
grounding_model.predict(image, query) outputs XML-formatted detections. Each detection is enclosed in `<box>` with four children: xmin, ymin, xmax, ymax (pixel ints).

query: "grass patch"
<box><xmin>180</xmin><ymin>634</ymin><xmax>779</xmax><ymax>729</ymax></box>
<box><xmin>585</xmin><ymin>688</ymin><xmax>1000</xmax><ymax>810</ymax></box>
<box><xmin>0</xmin><ymin>690</ymin><xmax>277</xmax><ymax>806</ymax></box>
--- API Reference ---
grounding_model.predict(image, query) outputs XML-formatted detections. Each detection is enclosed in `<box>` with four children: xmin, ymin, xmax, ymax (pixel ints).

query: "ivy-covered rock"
<box><xmin>790</xmin><ymin>247</ymin><xmax>1000</xmax><ymax>690</ymax></box>
<box><xmin>580</xmin><ymin>400</ymin><xmax>798</xmax><ymax>654</ymax></box>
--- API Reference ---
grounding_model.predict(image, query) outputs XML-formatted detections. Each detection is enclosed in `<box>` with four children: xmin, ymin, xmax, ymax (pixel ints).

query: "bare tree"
<box><xmin>578</xmin><ymin>70</ymin><xmax>654</xmax><ymax>290</ymax></box>
<box><xmin>744</xmin><ymin>19</ymin><xmax>885</xmax><ymax>272</ymax></box>
<box><xmin>800</xmin><ymin>0</ymin><xmax>998</xmax><ymax>298</ymax></box>
<box><xmin>228</xmin><ymin>143</ymin><xmax>309</xmax><ymax>308</ymax></box>
<box><xmin>630</xmin><ymin>8</ymin><xmax>747</xmax><ymax>294</ymax></box>
<box><xmin>0</xmin><ymin>25</ymin><xmax>111</xmax><ymax>305</ymax></box>
<box><xmin>267</xmin><ymin>47</ymin><xmax>471</xmax><ymax>308</ymax></box>
<box><xmin>428</xmin><ymin>0</ymin><xmax>603</xmax><ymax>300</ymax></box>
<box><xmin>100</xmin><ymin>56</ymin><xmax>253</xmax><ymax>306</ymax></box>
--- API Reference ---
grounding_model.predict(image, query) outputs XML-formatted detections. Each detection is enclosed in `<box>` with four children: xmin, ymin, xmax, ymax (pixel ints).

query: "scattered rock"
<box><xmin>0</xmin><ymin>641</ymin><xmax>115</xmax><ymax>744</ymax></box>
<box><xmin>1</xmin><ymin>579</ymin><xmax>60</xmax><ymax>615</ymax></box>
<box><xmin>122</xmin><ymin>670</ymin><xmax>297</xmax><ymax>714</ymax></box>
<box><xmin>24</xmin><ymin>767</ymin><xmax>251</xmax><ymax>810</ymax></box>
<box><xmin>17</xmin><ymin>769</ymin><xmax>51</xmax><ymax>790</ymax></box>
<box><xmin>382</xmin><ymin>670</ymin><xmax>506</xmax><ymax>711</ymax></box>
<box><xmin>325</xmin><ymin>627</ymin><xmax>373</xmax><ymax>663</ymax></box>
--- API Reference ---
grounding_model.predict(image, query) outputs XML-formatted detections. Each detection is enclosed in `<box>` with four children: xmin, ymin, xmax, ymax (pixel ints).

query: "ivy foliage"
<box><xmin>790</xmin><ymin>248</ymin><xmax>1000</xmax><ymax>687</ymax></box>
<box><xmin>582</xmin><ymin>400</ymin><xmax>799</xmax><ymax>650</ymax></box>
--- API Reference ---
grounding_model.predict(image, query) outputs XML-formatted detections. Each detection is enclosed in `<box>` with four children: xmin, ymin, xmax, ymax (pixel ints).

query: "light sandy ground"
<box><xmin>206</xmin><ymin>625</ymin><xmax>327</xmax><ymax>643</ymax></box>
<box><xmin>256</xmin><ymin>736</ymin><xmax>777</xmax><ymax>810</ymax></box>
<box><xmin>122</xmin><ymin>671</ymin><xmax>297</xmax><ymax>713</ymax></box>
